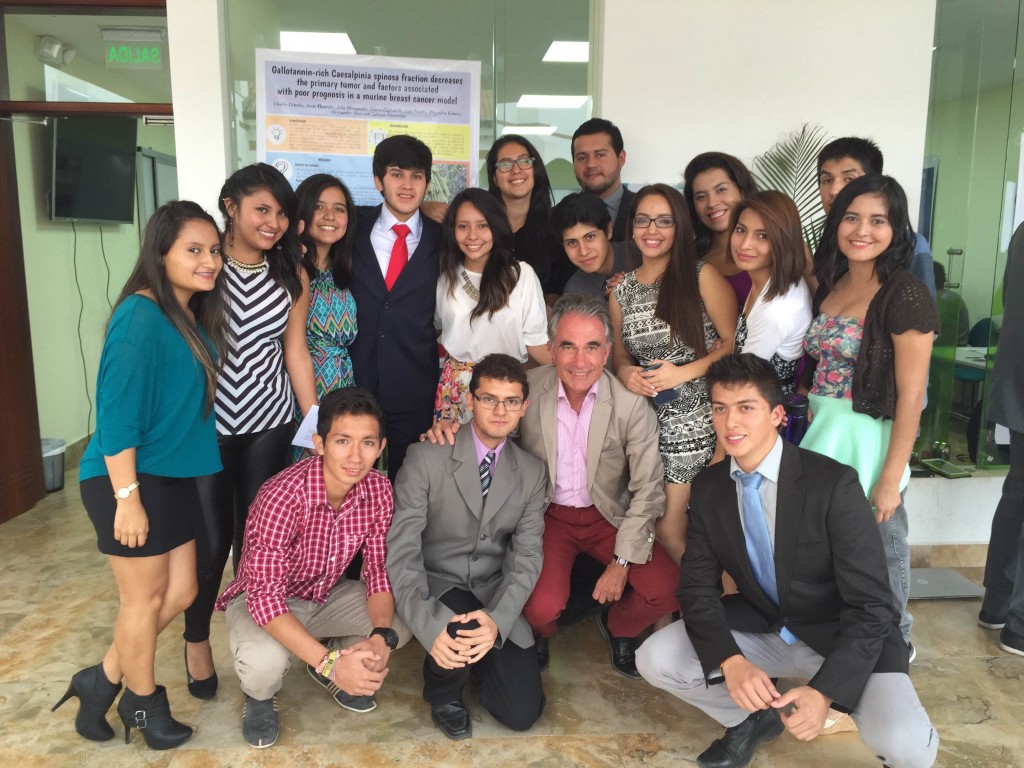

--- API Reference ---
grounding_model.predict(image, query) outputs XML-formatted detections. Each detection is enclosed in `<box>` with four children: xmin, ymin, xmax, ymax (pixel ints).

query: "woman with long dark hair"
<box><xmin>433</xmin><ymin>187</ymin><xmax>550</xmax><ymax>423</ymax></box>
<box><xmin>611</xmin><ymin>184</ymin><xmax>737</xmax><ymax>564</ymax></box>
<box><xmin>183</xmin><ymin>163</ymin><xmax>317</xmax><ymax>698</ymax></box>
<box><xmin>55</xmin><ymin>201</ymin><xmax>228</xmax><ymax>749</ymax></box>
<box><xmin>684</xmin><ymin>152</ymin><xmax>759</xmax><ymax>307</ymax></box>
<box><xmin>292</xmin><ymin>173</ymin><xmax>358</xmax><ymax>459</ymax></box>
<box><xmin>486</xmin><ymin>134</ymin><xmax>573</xmax><ymax>300</ymax></box>
<box><xmin>802</xmin><ymin>174</ymin><xmax>938</xmax><ymax>654</ymax></box>
<box><xmin>730</xmin><ymin>190</ymin><xmax>812</xmax><ymax>392</ymax></box>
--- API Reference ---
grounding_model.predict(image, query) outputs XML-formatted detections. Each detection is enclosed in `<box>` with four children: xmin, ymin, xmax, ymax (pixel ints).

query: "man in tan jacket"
<box><xmin>518</xmin><ymin>294</ymin><xmax>676</xmax><ymax>678</ymax></box>
<box><xmin>424</xmin><ymin>295</ymin><xmax>675</xmax><ymax>678</ymax></box>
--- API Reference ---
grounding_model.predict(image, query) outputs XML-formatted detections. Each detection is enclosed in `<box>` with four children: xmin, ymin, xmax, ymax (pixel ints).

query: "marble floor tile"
<box><xmin>3</xmin><ymin>472</ymin><xmax>1023</xmax><ymax>766</ymax></box>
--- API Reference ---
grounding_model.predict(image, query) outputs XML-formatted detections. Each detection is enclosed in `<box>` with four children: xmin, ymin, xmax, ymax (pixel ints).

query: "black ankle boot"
<box><xmin>51</xmin><ymin>663</ymin><xmax>122</xmax><ymax>741</ymax></box>
<box><xmin>117</xmin><ymin>685</ymin><xmax>192</xmax><ymax>749</ymax></box>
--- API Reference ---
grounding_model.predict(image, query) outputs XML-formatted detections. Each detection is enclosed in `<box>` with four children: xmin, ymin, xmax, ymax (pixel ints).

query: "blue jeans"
<box><xmin>880</xmin><ymin>495</ymin><xmax>912</xmax><ymax>644</ymax></box>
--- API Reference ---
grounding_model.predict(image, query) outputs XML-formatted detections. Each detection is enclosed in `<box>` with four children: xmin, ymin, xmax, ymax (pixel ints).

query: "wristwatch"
<box><xmin>613</xmin><ymin>555</ymin><xmax>630</xmax><ymax>568</ymax></box>
<box><xmin>370</xmin><ymin>626</ymin><xmax>399</xmax><ymax>650</ymax></box>
<box><xmin>114</xmin><ymin>480</ymin><xmax>141</xmax><ymax>500</ymax></box>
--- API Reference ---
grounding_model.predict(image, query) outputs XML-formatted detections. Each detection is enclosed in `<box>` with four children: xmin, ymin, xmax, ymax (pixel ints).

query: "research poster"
<box><xmin>256</xmin><ymin>50</ymin><xmax>480</xmax><ymax>204</ymax></box>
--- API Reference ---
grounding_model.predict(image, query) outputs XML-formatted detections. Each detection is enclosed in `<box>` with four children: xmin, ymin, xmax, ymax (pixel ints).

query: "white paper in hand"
<box><xmin>292</xmin><ymin>405</ymin><xmax>320</xmax><ymax>449</ymax></box>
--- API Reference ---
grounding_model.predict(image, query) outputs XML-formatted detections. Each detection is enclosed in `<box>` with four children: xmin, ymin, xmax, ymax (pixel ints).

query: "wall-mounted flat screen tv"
<box><xmin>51</xmin><ymin>116</ymin><xmax>137</xmax><ymax>224</ymax></box>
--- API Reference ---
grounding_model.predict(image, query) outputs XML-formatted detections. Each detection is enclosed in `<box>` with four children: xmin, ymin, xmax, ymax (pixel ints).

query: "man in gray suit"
<box><xmin>980</xmin><ymin>221</ymin><xmax>1024</xmax><ymax>655</ymax></box>
<box><xmin>388</xmin><ymin>354</ymin><xmax>548</xmax><ymax>740</ymax></box>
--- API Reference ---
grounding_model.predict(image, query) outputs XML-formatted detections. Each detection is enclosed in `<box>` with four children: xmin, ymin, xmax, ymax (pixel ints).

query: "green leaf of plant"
<box><xmin>752</xmin><ymin>123</ymin><xmax>832</xmax><ymax>250</ymax></box>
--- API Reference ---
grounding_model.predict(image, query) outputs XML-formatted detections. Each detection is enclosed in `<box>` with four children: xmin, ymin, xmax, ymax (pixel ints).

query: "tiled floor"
<box><xmin>2</xmin><ymin>472</ymin><xmax>1021</xmax><ymax>767</ymax></box>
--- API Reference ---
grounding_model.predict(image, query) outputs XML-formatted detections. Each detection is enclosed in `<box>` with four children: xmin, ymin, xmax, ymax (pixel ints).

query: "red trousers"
<box><xmin>523</xmin><ymin>503</ymin><xmax>679</xmax><ymax>638</ymax></box>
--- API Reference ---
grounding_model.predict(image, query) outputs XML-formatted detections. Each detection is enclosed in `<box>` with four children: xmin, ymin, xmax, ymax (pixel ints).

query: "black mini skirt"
<box><xmin>81</xmin><ymin>473</ymin><xmax>199</xmax><ymax>557</ymax></box>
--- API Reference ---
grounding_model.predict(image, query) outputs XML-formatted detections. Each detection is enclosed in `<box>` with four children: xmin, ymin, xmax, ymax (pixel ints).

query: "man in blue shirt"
<box><xmin>815</xmin><ymin>137</ymin><xmax>936</xmax><ymax>296</ymax></box>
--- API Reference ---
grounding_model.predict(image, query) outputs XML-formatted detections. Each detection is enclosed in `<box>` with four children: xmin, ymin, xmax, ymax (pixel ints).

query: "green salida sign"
<box><xmin>105</xmin><ymin>43</ymin><xmax>163</xmax><ymax>70</ymax></box>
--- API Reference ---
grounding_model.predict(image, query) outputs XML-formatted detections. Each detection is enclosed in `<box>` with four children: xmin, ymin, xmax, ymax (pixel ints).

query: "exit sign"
<box><xmin>105</xmin><ymin>43</ymin><xmax>164</xmax><ymax>70</ymax></box>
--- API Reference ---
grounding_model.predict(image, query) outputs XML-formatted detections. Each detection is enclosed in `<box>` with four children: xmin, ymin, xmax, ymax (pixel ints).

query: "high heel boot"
<box><xmin>51</xmin><ymin>663</ymin><xmax>122</xmax><ymax>741</ymax></box>
<box><xmin>117</xmin><ymin>685</ymin><xmax>193</xmax><ymax>749</ymax></box>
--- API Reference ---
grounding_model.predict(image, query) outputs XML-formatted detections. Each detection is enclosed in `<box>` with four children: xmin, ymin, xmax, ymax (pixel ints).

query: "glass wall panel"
<box><xmin>223</xmin><ymin>0</ymin><xmax>592</xmax><ymax>195</ymax></box>
<box><xmin>921</xmin><ymin>0</ymin><xmax>1019</xmax><ymax>469</ymax></box>
<box><xmin>2</xmin><ymin>10</ymin><xmax>171</xmax><ymax>103</ymax></box>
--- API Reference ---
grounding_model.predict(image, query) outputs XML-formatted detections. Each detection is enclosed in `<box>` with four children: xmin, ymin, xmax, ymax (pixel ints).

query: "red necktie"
<box><xmin>385</xmin><ymin>223</ymin><xmax>411</xmax><ymax>290</ymax></box>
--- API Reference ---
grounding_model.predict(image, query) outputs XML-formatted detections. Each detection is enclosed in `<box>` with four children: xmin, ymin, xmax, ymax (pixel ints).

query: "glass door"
<box><xmin>920</xmin><ymin>0</ymin><xmax>1019</xmax><ymax>469</ymax></box>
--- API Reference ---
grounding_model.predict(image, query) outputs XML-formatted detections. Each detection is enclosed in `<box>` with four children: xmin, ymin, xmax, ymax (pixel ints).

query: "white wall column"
<box><xmin>167</xmin><ymin>0</ymin><xmax>232</xmax><ymax>213</ymax></box>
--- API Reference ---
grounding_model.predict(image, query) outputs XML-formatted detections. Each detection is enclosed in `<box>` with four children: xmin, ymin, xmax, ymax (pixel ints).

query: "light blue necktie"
<box><xmin>735</xmin><ymin>470</ymin><xmax>798</xmax><ymax>645</ymax></box>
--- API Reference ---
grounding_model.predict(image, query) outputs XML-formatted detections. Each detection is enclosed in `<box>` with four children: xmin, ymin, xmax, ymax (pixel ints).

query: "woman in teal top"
<box><xmin>54</xmin><ymin>201</ymin><xmax>229</xmax><ymax>751</ymax></box>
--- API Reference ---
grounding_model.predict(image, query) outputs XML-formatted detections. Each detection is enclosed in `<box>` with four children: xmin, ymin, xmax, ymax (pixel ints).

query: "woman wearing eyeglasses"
<box><xmin>610</xmin><ymin>184</ymin><xmax>737</xmax><ymax>565</ymax></box>
<box><xmin>433</xmin><ymin>188</ymin><xmax>551</xmax><ymax>425</ymax></box>
<box><xmin>486</xmin><ymin>134</ymin><xmax>574</xmax><ymax>302</ymax></box>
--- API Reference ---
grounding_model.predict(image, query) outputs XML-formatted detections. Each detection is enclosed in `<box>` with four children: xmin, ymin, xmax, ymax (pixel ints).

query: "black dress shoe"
<box><xmin>697</xmin><ymin>708</ymin><xmax>784</xmax><ymax>768</ymax></box>
<box><xmin>535</xmin><ymin>636</ymin><xmax>550</xmax><ymax>672</ymax></box>
<box><xmin>999</xmin><ymin>625</ymin><xmax>1024</xmax><ymax>656</ymax></box>
<box><xmin>978</xmin><ymin>608</ymin><xmax>1007</xmax><ymax>630</ymax></box>
<box><xmin>596</xmin><ymin>609</ymin><xmax>641</xmax><ymax>679</ymax></box>
<box><xmin>184</xmin><ymin>640</ymin><xmax>218</xmax><ymax>700</ymax></box>
<box><xmin>431</xmin><ymin>700</ymin><xmax>472</xmax><ymax>740</ymax></box>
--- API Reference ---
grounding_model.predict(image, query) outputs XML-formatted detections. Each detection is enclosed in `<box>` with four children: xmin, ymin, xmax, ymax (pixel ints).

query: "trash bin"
<box><xmin>42</xmin><ymin>438</ymin><xmax>66</xmax><ymax>493</ymax></box>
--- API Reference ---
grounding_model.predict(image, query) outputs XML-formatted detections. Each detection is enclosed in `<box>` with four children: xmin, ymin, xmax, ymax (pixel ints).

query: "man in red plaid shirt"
<box><xmin>216</xmin><ymin>388</ymin><xmax>410</xmax><ymax>749</ymax></box>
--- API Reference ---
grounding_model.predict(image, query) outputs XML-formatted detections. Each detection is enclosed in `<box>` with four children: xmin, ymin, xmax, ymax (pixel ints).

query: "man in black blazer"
<box><xmin>348</xmin><ymin>135</ymin><xmax>441</xmax><ymax>480</ymax></box>
<box><xmin>980</xmin><ymin>220</ymin><xmax>1024</xmax><ymax>654</ymax></box>
<box><xmin>571</xmin><ymin>118</ymin><xmax>635</xmax><ymax>242</ymax></box>
<box><xmin>636</xmin><ymin>355</ymin><xmax>937</xmax><ymax>768</ymax></box>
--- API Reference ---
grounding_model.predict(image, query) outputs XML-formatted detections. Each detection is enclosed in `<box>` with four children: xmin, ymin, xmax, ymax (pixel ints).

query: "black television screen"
<box><xmin>51</xmin><ymin>116</ymin><xmax>138</xmax><ymax>224</ymax></box>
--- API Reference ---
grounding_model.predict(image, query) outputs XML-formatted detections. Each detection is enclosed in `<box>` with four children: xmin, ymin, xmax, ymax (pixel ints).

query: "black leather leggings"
<box><xmin>184</xmin><ymin>422</ymin><xmax>293</xmax><ymax>643</ymax></box>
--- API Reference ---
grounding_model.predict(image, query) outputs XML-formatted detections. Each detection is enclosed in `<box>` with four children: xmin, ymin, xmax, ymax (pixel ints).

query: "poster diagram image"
<box><xmin>266</xmin><ymin>124</ymin><xmax>287</xmax><ymax>145</ymax></box>
<box><xmin>368</xmin><ymin>128</ymin><xmax>387</xmax><ymax>148</ymax></box>
<box><xmin>273</xmin><ymin>158</ymin><xmax>293</xmax><ymax>179</ymax></box>
<box><xmin>427</xmin><ymin>162</ymin><xmax>468</xmax><ymax>203</ymax></box>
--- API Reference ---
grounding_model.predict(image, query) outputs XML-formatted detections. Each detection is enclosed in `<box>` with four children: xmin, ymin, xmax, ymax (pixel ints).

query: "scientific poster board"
<box><xmin>256</xmin><ymin>50</ymin><xmax>480</xmax><ymax>204</ymax></box>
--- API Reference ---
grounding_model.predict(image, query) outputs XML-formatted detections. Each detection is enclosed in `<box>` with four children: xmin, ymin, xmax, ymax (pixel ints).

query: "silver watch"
<box><xmin>114</xmin><ymin>480</ymin><xmax>141</xmax><ymax>500</ymax></box>
<box><xmin>613</xmin><ymin>555</ymin><xmax>630</xmax><ymax>568</ymax></box>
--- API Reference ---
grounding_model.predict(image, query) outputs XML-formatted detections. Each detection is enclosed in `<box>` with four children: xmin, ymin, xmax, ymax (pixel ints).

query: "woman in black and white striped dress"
<box><xmin>183</xmin><ymin>163</ymin><xmax>317</xmax><ymax>698</ymax></box>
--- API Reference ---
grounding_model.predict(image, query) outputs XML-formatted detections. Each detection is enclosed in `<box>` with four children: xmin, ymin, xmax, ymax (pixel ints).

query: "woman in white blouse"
<box><xmin>730</xmin><ymin>190</ymin><xmax>812</xmax><ymax>392</ymax></box>
<box><xmin>434</xmin><ymin>188</ymin><xmax>551</xmax><ymax>423</ymax></box>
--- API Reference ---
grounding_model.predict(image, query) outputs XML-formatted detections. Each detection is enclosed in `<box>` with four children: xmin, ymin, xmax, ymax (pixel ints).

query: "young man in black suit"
<box><xmin>348</xmin><ymin>135</ymin><xmax>441</xmax><ymax>480</ymax></box>
<box><xmin>636</xmin><ymin>354</ymin><xmax>937</xmax><ymax>768</ymax></box>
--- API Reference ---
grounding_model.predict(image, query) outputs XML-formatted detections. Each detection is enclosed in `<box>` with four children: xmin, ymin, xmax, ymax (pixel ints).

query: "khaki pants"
<box><xmin>225</xmin><ymin>578</ymin><xmax>411</xmax><ymax>701</ymax></box>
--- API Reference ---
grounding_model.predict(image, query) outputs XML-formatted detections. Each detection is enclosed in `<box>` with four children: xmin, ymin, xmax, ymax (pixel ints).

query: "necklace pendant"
<box><xmin>460</xmin><ymin>269</ymin><xmax>480</xmax><ymax>301</ymax></box>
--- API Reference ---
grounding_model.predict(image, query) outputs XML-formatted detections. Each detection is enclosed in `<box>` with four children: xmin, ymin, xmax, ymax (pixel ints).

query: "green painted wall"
<box><xmin>7</xmin><ymin>16</ymin><xmax>175</xmax><ymax>446</ymax></box>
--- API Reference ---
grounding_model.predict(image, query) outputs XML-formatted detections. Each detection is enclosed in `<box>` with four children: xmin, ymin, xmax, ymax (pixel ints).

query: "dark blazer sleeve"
<box><xmin>806</xmin><ymin>464</ymin><xmax>904</xmax><ymax>709</ymax></box>
<box><xmin>677</xmin><ymin>468</ymin><xmax>747</xmax><ymax>674</ymax></box>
